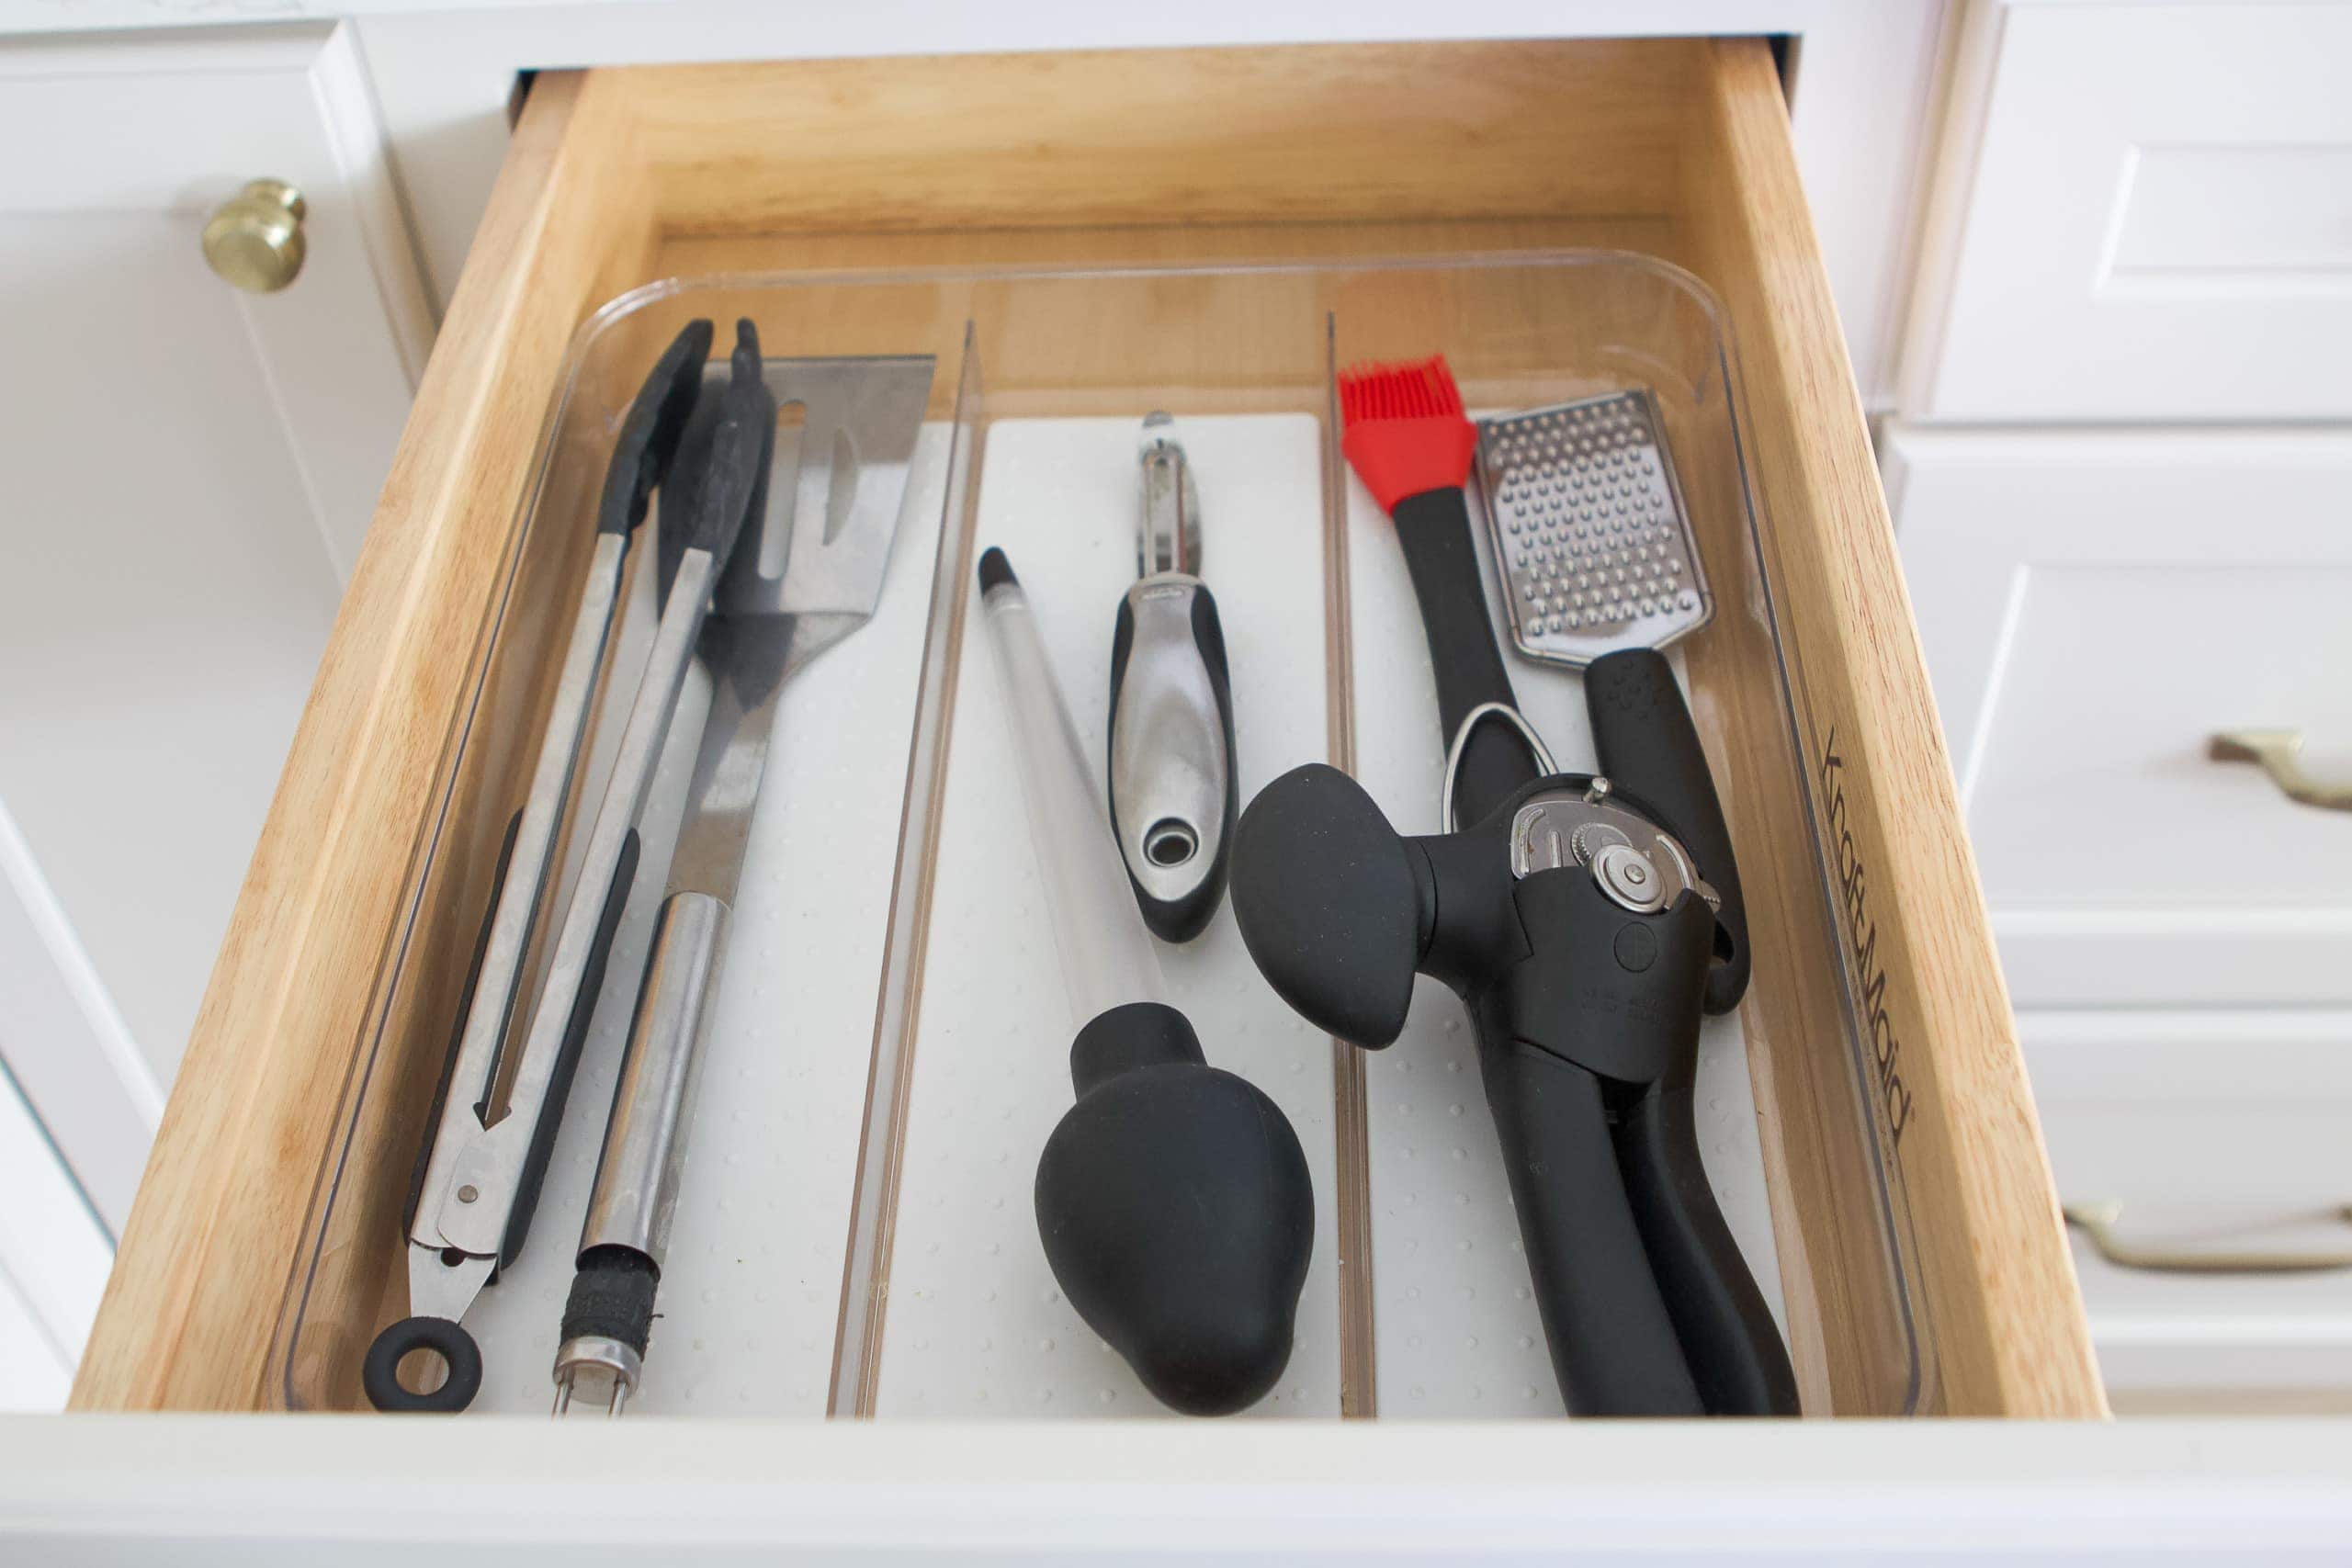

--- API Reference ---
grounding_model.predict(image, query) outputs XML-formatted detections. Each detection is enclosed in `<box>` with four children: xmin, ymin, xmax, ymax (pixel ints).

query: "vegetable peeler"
<box><xmin>1106</xmin><ymin>413</ymin><xmax>1238</xmax><ymax>942</ymax></box>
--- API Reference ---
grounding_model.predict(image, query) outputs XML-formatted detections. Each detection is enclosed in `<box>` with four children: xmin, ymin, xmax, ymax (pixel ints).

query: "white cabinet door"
<box><xmin>1910</xmin><ymin>1</ymin><xmax>2352</xmax><ymax>422</ymax></box>
<box><xmin>1886</xmin><ymin>425</ymin><xmax>2352</xmax><ymax>1009</ymax></box>
<box><xmin>0</xmin><ymin>1062</ymin><xmax>111</xmax><ymax>1411</ymax></box>
<box><xmin>0</xmin><ymin>24</ymin><xmax>432</xmax><ymax>1235</ymax></box>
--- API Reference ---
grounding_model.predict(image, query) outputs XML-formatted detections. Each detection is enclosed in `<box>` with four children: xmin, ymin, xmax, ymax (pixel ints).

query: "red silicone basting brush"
<box><xmin>1338</xmin><ymin>355</ymin><xmax>1538</xmax><ymax>823</ymax></box>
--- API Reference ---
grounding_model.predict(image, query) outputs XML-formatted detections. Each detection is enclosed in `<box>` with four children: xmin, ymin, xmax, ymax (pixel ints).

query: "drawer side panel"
<box><xmin>1687</xmin><ymin>39</ymin><xmax>2101</xmax><ymax>1417</ymax></box>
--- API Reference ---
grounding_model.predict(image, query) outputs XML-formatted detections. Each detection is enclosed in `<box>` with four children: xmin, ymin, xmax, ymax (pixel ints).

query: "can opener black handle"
<box><xmin>1107</xmin><ymin>414</ymin><xmax>1238</xmax><ymax>942</ymax></box>
<box><xmin>1227</xmin><ymin>649</ymin><xmax>1793</xmax><ymax>1416</ymax></box>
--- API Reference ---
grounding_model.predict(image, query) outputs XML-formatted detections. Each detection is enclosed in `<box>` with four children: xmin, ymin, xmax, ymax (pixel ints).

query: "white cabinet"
<box><xmin>1889</xmin><ymin>0</ymin><xmax>2352</xmax><ymax>1424</ymax></box>
<box><xmin>1887</xmin><ymin>425</ymin><xmax>2352</xmax><ymax>1008</ymax></box>
<box><xmin>0</xmin><ymin>1066</ymin><xmax>110</xmax><ymax>1412</ymax></box>
<box><xmin>1905</xmin><ymin>1</ymin><xmax>2352</xmax><ymax>421</ymax></box>
<box><xmin>0</xmin><ymin>22</ymin><xmax>432</xmax><ymax>1404</ymax></box>
<box><xmin>2023</xmin><ymin>1010</ymin><xmax>2352</xmax><ymax>1414</ymax></box>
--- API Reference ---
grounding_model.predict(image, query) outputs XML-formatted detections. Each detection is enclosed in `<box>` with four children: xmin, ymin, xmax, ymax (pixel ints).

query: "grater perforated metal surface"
<box><xmin>1474</xmin><ymin>389</ymin><xmax>1712</xmax><ymax>668</ymax></box>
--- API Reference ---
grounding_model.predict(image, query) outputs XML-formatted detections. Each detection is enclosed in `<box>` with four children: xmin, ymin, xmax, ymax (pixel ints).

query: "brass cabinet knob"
<box><xmin>202</xmin><ymin>178</ymin><xmax>308</xmax><ymax>294</ymax></box>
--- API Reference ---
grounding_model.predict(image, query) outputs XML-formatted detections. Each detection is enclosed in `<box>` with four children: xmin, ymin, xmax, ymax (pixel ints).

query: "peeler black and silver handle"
<box><xmin>1107</xmin><ymin>414</ymin><xmax>1238</xmax><ymax>943</ymax></box>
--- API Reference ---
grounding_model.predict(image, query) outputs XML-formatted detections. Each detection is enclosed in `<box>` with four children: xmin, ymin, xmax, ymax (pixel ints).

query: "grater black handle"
<box><xmin>1391</xmin><ymin>486</ymin><xmax>1541</xmax><ymax>827</ymax></box>
<box><xmin>1584</xmin><ymin>649</ymin><xmax>1749</xmax><ymax>1014</ymax></box>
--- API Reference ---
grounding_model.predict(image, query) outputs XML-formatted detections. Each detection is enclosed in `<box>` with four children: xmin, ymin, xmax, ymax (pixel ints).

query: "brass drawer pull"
<box><xmin>2065</xmin><ymin>1201</ymin><xmax>2352</xmax><ymax>1275</ymax></box>
<box><xmin>2209</xmin><ymin>728</ymin><xmax>2352</xmax><ymax>812</ymax></box>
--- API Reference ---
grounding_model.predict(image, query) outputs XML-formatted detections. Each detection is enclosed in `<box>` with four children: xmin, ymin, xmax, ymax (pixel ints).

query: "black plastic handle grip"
<box><xmin>503</xmin><ymin>827</ymin><xmax>640</xmax><ymax>1266</ymax></box>
<box><xmin>1614</xmin><ymin>1084</ymin><xmax>1801</xmax><ymax>1416</ymax></box>
<box><xmin>1106</xmin><ymin>579</ymin><xmax>1238</xmax><ymax>942</ymax></box>
<box><xmin>1480</xmin><ymin>1042</ymin><xmax>1704</xmax><ymax>1415</ymax></box>
<box><xmin>685</xmin><ymin>321</ymin><xmax>773</xmax><ymax>564</ymax></box>
<box><xmin>594</xmin><ymin>319</ymin><xmax>713</xmax><ymax>537</ymax></box>
<box><xmin>1584</xmin><ymin>649</ymin><xmax>1749</xmax><ymax>1014</ymax></box>
<box><xmin>1391</xmin><ymin>486</ymin><xmax>1540</xmax><ymax>826</ymax></box>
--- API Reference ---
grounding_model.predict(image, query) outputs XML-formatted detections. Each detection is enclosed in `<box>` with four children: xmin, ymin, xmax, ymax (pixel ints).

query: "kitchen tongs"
<box><xmin>366</xmin><ymin>320</ymin><xmax>770</xmax><ymax>1412</ymax></box>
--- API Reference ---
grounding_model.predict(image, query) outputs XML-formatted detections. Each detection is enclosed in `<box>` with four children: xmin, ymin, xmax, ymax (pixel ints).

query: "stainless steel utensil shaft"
<box><xmin>983</xmin><ymin>558</ymin><xmax>1168</xmax><ymax>1026</ymax></box>
<box><xmin>577</xmin><ymin>891</ymin><xmax>729</xmax><ymax>1266</ymax></box>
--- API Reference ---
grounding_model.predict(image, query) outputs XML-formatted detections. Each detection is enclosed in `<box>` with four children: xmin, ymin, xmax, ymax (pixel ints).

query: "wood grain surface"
<box><xmin>1682</xmin><ymin>39</ymin><xmax>2104</xmax><ymax>1416</ymax></box>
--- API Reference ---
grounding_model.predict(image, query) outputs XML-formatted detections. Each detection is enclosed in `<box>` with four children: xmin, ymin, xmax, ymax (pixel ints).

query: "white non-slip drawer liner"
<box><xmin>455</xmin><ymin>411</ymin><xmax>1781</xmax><ymax>1420</ymax></box>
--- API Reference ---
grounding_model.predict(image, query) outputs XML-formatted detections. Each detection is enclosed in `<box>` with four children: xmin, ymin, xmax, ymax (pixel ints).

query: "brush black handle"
<box><xmin>1391</xmin><ymin>486</ymin><xmax>1539</xmax><ymax>826</ymax></box>
<box><xmin>1584</xmin><ymin>649</ymin><xmax>1749</xmax><ymax>1015</ymax></box>
<box><xmin>1615</xmin><ymin>1081</ymin><xmax>1801</xmax><ymax>1416</ymax></box>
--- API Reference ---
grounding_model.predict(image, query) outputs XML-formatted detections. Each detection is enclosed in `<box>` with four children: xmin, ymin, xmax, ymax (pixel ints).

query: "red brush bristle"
<box><xmin>1339</xmin><ymin>355</ymin><xmax>1465</xmax><ymax>423</ymax></box>
<box><xmin>1336</xmin><ymin>354</ymin><xmax>1476</xmax><ymax>514</ymax></box>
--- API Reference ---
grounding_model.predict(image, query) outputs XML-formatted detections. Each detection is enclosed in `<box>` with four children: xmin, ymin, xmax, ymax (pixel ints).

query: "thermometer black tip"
<box><xmin>978</xmin><ymin>545</ymin><xmax>1017</xmax><ymax>592</ymax></box>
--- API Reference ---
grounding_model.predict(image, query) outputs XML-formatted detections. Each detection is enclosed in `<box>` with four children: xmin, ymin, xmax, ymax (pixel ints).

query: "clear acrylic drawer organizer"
<box><xmin>276</xmin><ymin>254</ymin><xmax>1931</xmax><ymax>1418</ymax></box>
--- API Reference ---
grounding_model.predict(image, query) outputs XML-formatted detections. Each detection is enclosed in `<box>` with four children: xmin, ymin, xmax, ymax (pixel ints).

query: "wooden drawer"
<box><xmin>1906</xmin><ymin>1</ymin><xmax>2352</xmax><ymax>422</ymax></box>
<box><xmin>73</xmin><ymin>39</ymin><xmax>2098</xmax><ymax>1421</ymax></box>
<box><xmin>1888</xmin><ymin>424</ymin><xmax>2352</xmax><ymax>1009</ymax></box>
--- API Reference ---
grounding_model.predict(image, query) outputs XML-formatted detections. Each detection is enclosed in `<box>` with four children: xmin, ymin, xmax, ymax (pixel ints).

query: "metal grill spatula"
<box><xmin>551</xmin><ymin>353</ymin><xmax>934</xmax><ymax>1414</ymax></box>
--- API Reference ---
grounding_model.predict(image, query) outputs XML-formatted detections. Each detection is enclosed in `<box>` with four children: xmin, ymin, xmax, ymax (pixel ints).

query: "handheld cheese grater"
<box><xmin>1473</xmin><ymin>389</ymin><xmax>1712</xmax><ymax>669</ymax></box>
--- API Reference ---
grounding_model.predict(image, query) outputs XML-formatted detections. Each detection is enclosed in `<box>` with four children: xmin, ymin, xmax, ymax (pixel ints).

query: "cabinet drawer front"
<box><xmin>1919</xmin><ymin>3</ymin><xmax>2352</xmax><ymax>421</ymax></box>
<box><xmin>2023</xmin><ymin>1010</ymin><xmax>2352</xmax><ymax>1414</ymax></box>
<box><xmin>76</xmin><ymin>39</ymin><xmax>2097</xmax><ymax>1423</ymax></box>
<box><xmin>1891</xmin><ymin>426</ymin><xmax>2352</xmax><ymax>1007</ymax></box>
